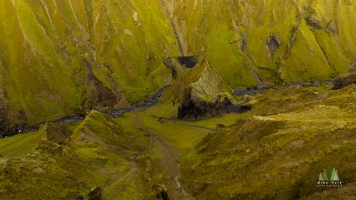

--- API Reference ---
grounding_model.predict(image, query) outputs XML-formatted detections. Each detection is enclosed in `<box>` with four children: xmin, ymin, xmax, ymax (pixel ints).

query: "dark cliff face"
<box><xmin>178</xmin><ymin>87</ymin><xmax>251</xmax><ymax>119</ymax></box>
<box><xmin>82</xmin><ymin>58</ymin><xmax>127</xmax><ymax>112</ymax></box>
<box><xmin>333</xmin><ymin>64</ymin><xmax>356</xmax><ymax>90</ymax></box>
<box><xmin>333</xmin><ymin>74</ymin><xmax>356</xmax><ymax>90</ymax></box>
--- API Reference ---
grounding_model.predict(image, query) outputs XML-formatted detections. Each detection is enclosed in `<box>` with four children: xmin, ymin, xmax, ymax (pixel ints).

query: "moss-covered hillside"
<box><xmin>0</xmin><ymin>0</ymin><xmax>355</xmax><ymax>135</ymax></box>
<box><xmin>0</xmin><ymin>0</ymin><xmax>179</xmax><ymax>130</ymax></box>
<box><xmin>0</xmin><ymin>83</ymin><xmax>356</xmax><ymax>199</ymax></box>
<box><xmin>166</xmin><ymin>0</ymin><xmax>356</xmax><ymax>86</ymax></box>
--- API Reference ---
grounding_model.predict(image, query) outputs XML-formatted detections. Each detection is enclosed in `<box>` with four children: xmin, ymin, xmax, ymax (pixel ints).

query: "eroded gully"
<box><xmin>133</xmin><ymin>112</ymin><xmax>195</xmax><ymax>200</ymax></box>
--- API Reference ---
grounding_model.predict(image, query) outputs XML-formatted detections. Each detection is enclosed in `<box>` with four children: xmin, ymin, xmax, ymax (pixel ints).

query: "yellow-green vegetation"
<box><xmin>135</xmin><ymin>84</ymin><xmax>356</xmax><ymax>199</ymax></box>
<box><xmin>1</xmin><ymin>0</ymin><xmax>355</xmax><ymax>130</ymax></box>
<box><xmin>0</xmin><ymin>0</ymin><xmax>356</xmax><ymax>199</ymax></box>
<box><xmin>0</xmin><ymin>84</ymin><xmax>356</xmax><ymax>199</ymax></box>
<box><xmin>0</xmin><ymin>111</ymin><xmax>151</xmax><ymax>199</ymax></box>
<box><xmin>0</xmin><ymin>121</ymin><xmax>80</xmax><ymax>158</ymax></box>
<box><xmin>181</xmin><ymin>84</ymin><xmax>356</xmax><ymax>199</ymax></box>
<box><xmin>166</xmin><ymin>0</ymin><xmax>355</xmax><ymax>86</ymax></box>
<box><xmin>0</xmin><ymin>0</ymin><xmax>178</xmax><ymax>129</ymax></box>
<box><xmin>0</xmin><ymin>132</ymin><xmax>39</xmax><ymax>157</ymax></box>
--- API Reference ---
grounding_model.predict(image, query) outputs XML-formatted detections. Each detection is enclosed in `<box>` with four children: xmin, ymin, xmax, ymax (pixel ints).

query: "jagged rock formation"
<box><xmin>155</xmin><ymin>184</ymin><xmax>169</xmax><ymax>200</ymax></box>
<box><xmin>347</xmin><ymin>63</ymin><xmax>356</xmax><ymax>72</ymax></box>
<box><xmin>161</xmin><ymin>59</ymin><xmax>251</xmax><ymax>119</ymax></box>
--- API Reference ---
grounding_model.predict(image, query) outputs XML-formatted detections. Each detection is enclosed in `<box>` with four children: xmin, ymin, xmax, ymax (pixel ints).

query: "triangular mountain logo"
<box><xmin>330</xmin><ymin>168</ymin><xmax>339</xmax><ymax>181</ymax></box>
<box><xmin>317</xmin><ymin>164</ymin><xmax>342</xmax><ymax>187</ymax></box>
<box><xmin>318</xmin><ymin>165</ymin><xmax>339</xmax><ymax>181</ymax></box>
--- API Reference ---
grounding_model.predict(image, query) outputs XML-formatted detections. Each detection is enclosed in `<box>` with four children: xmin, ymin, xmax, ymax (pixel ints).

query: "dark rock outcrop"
<box><xmin>155</xmin><ymin>184</ymin><xmax>169</xmax><ymax>200</ymax></box>
<box><xmin>332</xmin><ymin>73</ymin><xmax>356</xmax><ymax>89</ymax></box>
<box><xmin>347</xmin><ymin>63</ymin><xmax>356</xmax><ymax>73</ymax></box>
<box><xmin>88</xmin><ymin>187</ymin><xmax>102</xmax><ymax>200</ymax></box>
<box><xmin>82</xmin><ymin>58</ymin><xmax>129</xmax><ymax>113</ymax></box>
<box><xmin>332</xmin><ymin>64</ymin><xmax>356</xmax><ymax>89</ymax></box>
<box><xmin>306</xmin><ymin>16</ymin><xmax>322</xmax><ymax>29</ymax></box>
<box><xmin>36</xmin><ymin>140</ymin><xmax>63</xmax><ymax>154</ymax></box>
<box><xmin>0</xmin><ymin>85</ymin><xmax>27</xmax><ymax>136</ymax></box>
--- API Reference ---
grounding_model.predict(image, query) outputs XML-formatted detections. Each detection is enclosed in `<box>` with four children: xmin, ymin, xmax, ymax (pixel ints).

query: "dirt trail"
<box><xmin>133</xmin><ymin>112</ymin><xmax>195</xmax><ymax>200</ymax></box>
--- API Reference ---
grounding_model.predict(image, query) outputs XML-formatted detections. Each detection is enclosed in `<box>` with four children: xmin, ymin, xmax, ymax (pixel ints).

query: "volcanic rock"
<box><xmin>332</xmin><ymin>72</ymin><xmax>356</xmax><ymax>90</ymax></box>
<box><xmin>88</xmin><ymin>187</ymin><xmax>102</xmax><ymax>200</ymax></box>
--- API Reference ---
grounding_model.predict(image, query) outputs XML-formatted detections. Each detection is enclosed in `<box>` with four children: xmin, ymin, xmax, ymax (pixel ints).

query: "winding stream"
<box><xmin>1</xmin><ymin>80</ymin><xmax>335</xmax><ymax>138</ymax></box>
<box><xmin>0</xmin><ymin>85</ymin><xmax>171</xmax><ymax>138</ymax></box>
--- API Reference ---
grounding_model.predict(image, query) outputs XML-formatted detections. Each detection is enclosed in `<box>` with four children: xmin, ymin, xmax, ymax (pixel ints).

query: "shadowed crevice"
<box><xmin>267</xmin><ymin>35</ymin><xmax>280</xmax><ymax>59</ymax></box>
<box><xmin>163</xmin><ymin>56</ymin><xmax>199</xmax><ymax>79</ymax></box>
<box><xmin>178</xmin><ymin>56</ymin><xmax>199</xmax><ymax>69</ymax></box>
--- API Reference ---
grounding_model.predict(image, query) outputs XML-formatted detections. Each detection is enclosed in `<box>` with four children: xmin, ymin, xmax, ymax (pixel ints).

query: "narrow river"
<box><xmin>0</xmin><ymin>80</ymin><xmax>334</xmax><ymax>138</ymax></box>
<box><xmin>0</xmin><ymin>85</ymin><xmax>171</xmax><ymax>138</ymax></box>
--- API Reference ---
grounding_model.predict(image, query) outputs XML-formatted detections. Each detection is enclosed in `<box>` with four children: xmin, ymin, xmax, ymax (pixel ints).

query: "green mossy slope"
<box><xmin>165</xmin><ymin>0</ymin><xmax>355</xmax><ymax>86</ymax></box>
<box><xmin>1</xmin><ymin>85</ymin><xmax>356</xmax><ymax>199</ymax></box>
<box><xmin>0</xmin><ymin>0</ymin><xmax>179</xmax><ymax>130</ymax></box>
<box><xmin>1</xmin><ymin>0</ymin><xmax>355</xmax><ymax>129</ymax></box>
<box><xmin>183</xmin><ymin>84</ymin><xmax>356</xmax><ymax>199</ymax></box>
<box><xmin>0</xmin><ymin>111</ymin><xmax>150</xmax><ymax>199</ymax></box>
